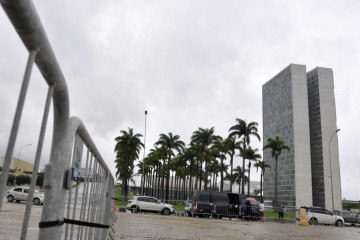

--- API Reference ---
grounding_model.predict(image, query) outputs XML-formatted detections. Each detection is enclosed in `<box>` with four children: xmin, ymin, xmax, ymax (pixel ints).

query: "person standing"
<box><xmin>259</xmin><ymin>200</ymin><xmax>265</xmax><ymax>222</ymax></box>
<box><xmin>278</xmin><ymin>201</ymin><xmax>285</xmax><ymax>223</ymax></box>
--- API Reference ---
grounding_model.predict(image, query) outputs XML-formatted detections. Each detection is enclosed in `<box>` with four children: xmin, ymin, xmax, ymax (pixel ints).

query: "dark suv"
<box><xmin>189</xmin><ymin>191</ymin><xmax>213</xmax><ymax>217</ymax></box>
<box><xmin>189</xmin><ymin>191</ymin><xmax>243</xmax><ymax>219</ymax></box>
<box><xmin>212</xmin><ymin>193</ymin><xmax>241</xmax><ymax>219</ymax></box>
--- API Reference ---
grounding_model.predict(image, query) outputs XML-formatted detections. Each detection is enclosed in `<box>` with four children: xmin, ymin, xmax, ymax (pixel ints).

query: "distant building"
<box><xmin>14</xmin><ymin>158</ymin><xmax>33</xmax><ymax>173</ymax></box>
<box><xmin>262</xmin><ymin>64</ymin><xmax>341</xmax><ymax>210</ymax></box>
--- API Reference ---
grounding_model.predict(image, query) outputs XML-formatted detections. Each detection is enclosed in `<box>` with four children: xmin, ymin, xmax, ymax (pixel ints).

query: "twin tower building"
<box><xmin>262</xmin><ymin>64</ymin><xmax>341</xmax><ymax>210</ymax></box>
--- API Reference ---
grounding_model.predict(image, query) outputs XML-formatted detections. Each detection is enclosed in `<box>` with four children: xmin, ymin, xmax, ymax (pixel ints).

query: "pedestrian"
<box><xmin>259</xmin><ymin>200</ymin><xmax>265</xmax><ymax>222</ymax></box>
<box><xmin>278</xmin><ymin>201</ymin><xmax>284</xmax><ymax>223</ymax></box>
<box><xmin>245</xmin><ymin>200</ymin><xmax>251</xmax><ymax>221</ymax></box>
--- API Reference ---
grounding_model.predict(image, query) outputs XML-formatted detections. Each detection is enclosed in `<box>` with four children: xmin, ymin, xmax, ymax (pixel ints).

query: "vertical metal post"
<box><xmin>79</xmin><ymin>152</ymin><xmax>92</xmax><ymax>240</ymax></box>
<box><xmin>0</xmin><ymin>50</ymin><xmax>37</xmax><ymax>211</ymax></box>
<box><xmin>141</xmin><ymin>110</ymin><xmax>148</xmax><ymax>195</ymax></box>
<box><xmin>77</xmin><ymin>149</ymin><xmax>90</xmax><ymax>240</ymax></box>
<box><xmin>20</xmin><ymin>85</ymin><xmax>53</xmax><ymax>240</ymax></box>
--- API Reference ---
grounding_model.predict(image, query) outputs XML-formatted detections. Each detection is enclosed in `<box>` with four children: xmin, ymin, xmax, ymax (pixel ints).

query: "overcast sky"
<box><xmin>1</xmin><ymin>0</ymin><xmax>359</xmax><ymax>200</ymax></box>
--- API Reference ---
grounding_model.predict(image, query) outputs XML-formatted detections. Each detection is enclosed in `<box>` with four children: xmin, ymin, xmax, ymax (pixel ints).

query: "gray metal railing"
<box><xmin>0</xmin><ymin>0</ymin><xmax>115</xmax><ymax>239</ymax></box>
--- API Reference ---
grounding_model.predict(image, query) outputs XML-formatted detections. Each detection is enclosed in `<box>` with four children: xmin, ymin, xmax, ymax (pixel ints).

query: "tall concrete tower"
<box><xmin>262</xmin><ymin>64</ymin><xmax>341</xmax><ymax>210</ymax></box>
<box><xmin>307</xmin><ymin>67</ymin><xmax>341</xmax><ymax>210</ymax></box>
<box><xmin>262</xmin><ymin>64</ymin><xmax>313</xmax><ymax>208</ymax></box>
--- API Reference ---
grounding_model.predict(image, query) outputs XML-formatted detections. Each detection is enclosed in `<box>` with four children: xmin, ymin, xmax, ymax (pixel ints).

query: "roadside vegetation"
<box><xmin>114</xmin><ymin>118</ymin><xmax>289</xmax><ymax>210</ymax></box>
<box><xmin>343</xmin><ymin>201</ymin><xmax>360</xmax><ymax>210</ymax></box>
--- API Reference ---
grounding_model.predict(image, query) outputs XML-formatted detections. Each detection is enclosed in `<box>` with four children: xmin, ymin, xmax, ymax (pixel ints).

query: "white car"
<box><xmin>301</xmin><ymin>206</ymin><xmax>344</xmax><ymax>226</ymax></box>
<box><xmin>126</xmin><ymin>196</ymin><xmax>175</xmax><ymax>215</ymax></box>
<box><xmin>6</xmin><ymin>186</ymin><xmax>44</xmax><ymax>205</ymax></box>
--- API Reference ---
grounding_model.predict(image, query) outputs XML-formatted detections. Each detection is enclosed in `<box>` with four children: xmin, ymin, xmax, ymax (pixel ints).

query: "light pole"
<box><xmin>141</xmin><ymin>110</ymin><xmax>148</xmax><ymax>195</ymax></box>
<box><xmin>14</xmin><ymin>143</ymin><xmax>32</xmax><ymax>185</ymax></box>
<box><xmin>329</xmin><ymin>129</ymin><xmax>340</xmax><ymax>211</ymax></box>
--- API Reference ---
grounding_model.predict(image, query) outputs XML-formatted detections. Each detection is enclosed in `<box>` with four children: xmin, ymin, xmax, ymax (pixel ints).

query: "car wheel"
<box><xmin>309</xmin><ymin>218</ymin><xmax>318</xmax><ymax>225</ymax></box>
<box><xmin>335</xmin><ymin>220</ymin><xmax>344</xmax><ymax>227</ymax></box>
<box><xmin>33</xmin><ymin>198</ymin><xmax>40</xmax><ymax>205</ymax></box>
<box><xmin>7</xmin><ymin>195</ymin><xmax>14</xmax><ymax>202</ymax></box>
<box><xmin>131</xmin><ymin>206</ymin><xmax>140</xmax><ymax>213</ymax></box>
<box><xmin>162</xmin><ymin>208</ymin><xmax>170</xmax><ymax>216</ymax></box>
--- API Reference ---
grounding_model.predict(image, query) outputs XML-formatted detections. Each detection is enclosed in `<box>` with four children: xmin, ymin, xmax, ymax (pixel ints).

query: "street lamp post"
<box><xmin>329</xmin><ymin>129</ymin><xmax>340</xmax><ymax>211</ymax></box>
<box><xmin>14</xmin><ymin>143</ymin><xmax>32</xmax><ymax>185</ymax></box>
<box><xmin>141</xmin><ymin>110</ymin><xmax>148</xmax><ymax>195</ymax></box>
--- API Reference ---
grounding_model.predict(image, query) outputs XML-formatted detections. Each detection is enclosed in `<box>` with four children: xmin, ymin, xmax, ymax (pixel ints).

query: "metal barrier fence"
<box><xmin>0</xmin><ymin>1</ymin><xmax>115</xmax><ymax>239</ymax></box>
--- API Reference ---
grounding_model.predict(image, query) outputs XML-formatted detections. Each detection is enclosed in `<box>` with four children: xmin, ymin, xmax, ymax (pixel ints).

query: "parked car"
<box><xmin>6</xmin><ymin>186</ymin><xmax>44</xmax><ymax>205</ymax></box>
<box><xmin>212</xmin><ymin>192</ymin><xmax>241</xmax><ymax>219</ymax></box>
<box><xmin>339</xmin><ymin>210</ymin><xmax>360</xmax><ymax>225</ymax></box>
<box><xmin>126</xmin><ymin>196</ymin><xmax>175</xmax><ymax>215</ymax></box>
<box><xmin>189</xmin><ymin>190</ymin><xmax>213</xmax><ymax>218</ymax></box>
<box><xmin>300</xmin><ymin>206</ymin><xmax>344</xmax><ymax>226</ymax></box>
<box><xmin>188</xmin><ymin>191</ymin><xmax>247</xmax><ymax>219</ymax></box>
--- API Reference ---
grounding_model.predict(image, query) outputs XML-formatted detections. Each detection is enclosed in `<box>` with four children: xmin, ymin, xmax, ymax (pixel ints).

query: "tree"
<box><xmin>232</xmin><ymin>166</ymin><xmax>247</xmax><ymax>194</ymax></box>
<box><xmin>254</xmin><ymin>160</ymin><xmax>271</xmax><ymax>202</ymax></box>
<box><xmin>212</xmin><ymin>138</ymin><xmax>228</xmax><ymax>191</ymax></box>
<box><xmin>263</xmin><ymin>136</ymin><xmax>290</xmax><ymax>208</ymax></box>
<box><xmin>114</xmin><ymin>128</ymin><xmax>144</xmax><ymax>200</ymax></box>
<box><xmin>191</xmin><ymin>127</ymin><xmax>221</xmax><ymax>190</ymax></box>
<box><xmin>241</xmin><ymin>146</ymin><xmax>261</xmax><ymax>196</ymax></box>
<box><xmin>229</xmin><ymin>119</ymin><xmax>260</xmax><ymax>194</ymax></box>
<box><xmin>155</xmin><ymin>132</ymin><xmax>185</xmax><ymax>201</ymax></box>
<box><xmin>224</xmin><ymin>136</ymin><xmax>241</xmax><ymax>193</ymax></box>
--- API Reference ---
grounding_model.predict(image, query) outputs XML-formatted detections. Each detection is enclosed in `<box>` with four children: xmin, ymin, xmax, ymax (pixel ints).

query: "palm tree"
<box><xmin>241</xmin><ymin>146</ymin><xmax>261</xmax><ymax>196</ymax></box>
<box><xmin>212</xmin><ymin>138</ymin><xmax>227</xmax><ymax>191</ymax></box>
<box><xmin>191</xmin><ymin>127</ymin><xmax>221</xmax><ymax>190</ymax></box>
<box><xmin>232</xmin><ymin>166</ymin><xmax>246</xmax><ymax>194</ymax></box>
<box><xmin>148</xmin><ymin>146</ymin><xmax>167</xmax><ymax>198</ymax></box>
<box><xmin>263</xmin><ymin>136</ymin><xmax>290</xmax><ymax>208</ymax></box>
<box><xmin>224</xmin><ymin>136</ymin><xmax>241</xmax><ymax>193</ymax></box>
<box><xmin>254</xmin><ymin>160</ymin><xmax>271</xmax><ymax>202</ymax></box>
<box><xmin>114</xmin><ymin>128</ymin><xmax>144</xmax><ymax>200</ymax></box>
<box><xmin>229</xmin><ymin>119</ymin><xmax>260</xmax><ymax>194</ymax></box>
<box><xmin>155</xmin><ymin>132</ymin><xmax>185</xmax><ymax>201</ymax></box>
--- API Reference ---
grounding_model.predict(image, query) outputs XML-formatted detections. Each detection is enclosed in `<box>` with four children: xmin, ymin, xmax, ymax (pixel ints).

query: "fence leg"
<box><xmin>20</xmin><ymin>85</ymin><xmax>53</xmax><ymax>240</ymax></box>
<box><xmin>0</xmin><ymin>49</ymin><xmax>37</xmax><ymax>211</ymax></box>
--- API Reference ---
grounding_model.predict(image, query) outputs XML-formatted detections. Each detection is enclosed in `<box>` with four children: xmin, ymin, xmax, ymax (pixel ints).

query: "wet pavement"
<box><xmin>114</xmin><ymin>212</ymin><xmax>360</xmax><ymax>240</ymax></box>
<box><xmin>1</xmin><ymin>202</ymin><xmax>360</xmax><ymax>239</ymax></box>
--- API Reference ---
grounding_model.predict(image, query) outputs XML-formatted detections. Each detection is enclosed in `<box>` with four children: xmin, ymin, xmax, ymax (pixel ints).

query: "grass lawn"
<box><xmin>114</xmin><ymin>187</ymin><xmax>131</xmax><ymax>207</ymax></box>
<box><xmin>265</xmin><ymin>210</ymin><xmax>295</xmax><ymax>219</ymax></box>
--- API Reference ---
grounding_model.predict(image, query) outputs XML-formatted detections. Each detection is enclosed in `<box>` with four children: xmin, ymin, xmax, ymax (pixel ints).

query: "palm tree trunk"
<box><xmin>274</xmin><ymin>157</ymin><xmax>278</xmax><ymax>210</ymax></box>
<box><xmin>183</xmin><ymin>165</ymin><xmax>186</xmax><ymax>200</ymax></box>
<box><xmin>165</xmin><ymin>156</ymin><xmax>171</xmax><ymax>201</ymax></box>
<box><xmin>230</xmin><ymin>155</ymin><xmax>234</xmax><ymax>192</ymax></box>
<box><xmin>220</xmin><ymin>159</ymin><xmax>224</xmax><ymax>192</ymax></box>
<box><xmin>161</xmin><ymin>161</ymin><xmax>165</xmax><ymax>200</ymax></box>
<box><xmin>152</xmin><ymin>169</ymin><xmax>156</xmax><ymax>197</ymax></box>
<box><xmin>260</xmin><ymin>171</ymin><xmax>263</xmax><ymax>202</ymax></box>
<box><xmin>157</xmin><ymin>166</ymin><xmax>161</xmax><ymax>199</ymax></box>
<box><xmin>204</xmin><ymin>153</ymin><xmax>208</xmax><ymax>190</ymax></box>
<box><xmin>198</xmin><ymin>159</ymin><xmax>202</xmax><ymax>190</ymax></box>
<box><xmin>238</xmin><ymin>179</ymin><xmax>241</xmax><ymax>194</ymax></box>
<box><xmin>170</xmin><ymin>171</ymin><xmax>174</xmax><ymax>200</ymax></box>
<box><xmin>241</xmin><ymin>156</ymin><xmax>245</xmax><ymax>194</ymax></box>
<box><xmin>247</xmin><ymin>161</ymin><xmax>251</xmax><ymax>196</ymax></box>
